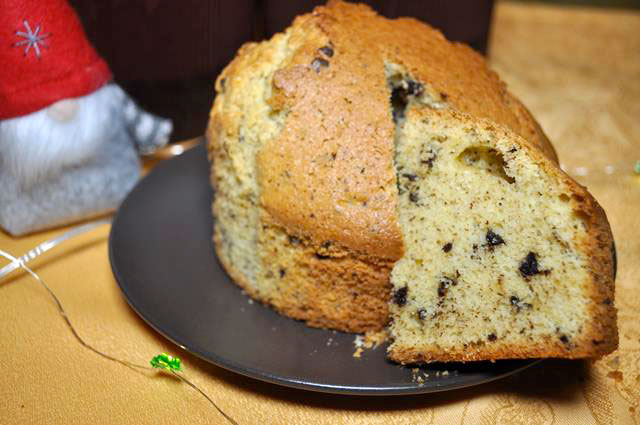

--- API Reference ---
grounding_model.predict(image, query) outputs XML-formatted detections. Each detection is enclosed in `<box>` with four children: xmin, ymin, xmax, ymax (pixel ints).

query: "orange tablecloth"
<box><xmin>1</xmin><ymin>3</ymin><xmax>639</xmax><ymax>424</ymax></box>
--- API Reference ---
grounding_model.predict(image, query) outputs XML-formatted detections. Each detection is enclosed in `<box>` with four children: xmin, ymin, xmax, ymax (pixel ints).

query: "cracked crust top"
<box><xmin>257</xmin><ymin>1</ymin><xmax>558</xmax><ymax>259</ymax></box>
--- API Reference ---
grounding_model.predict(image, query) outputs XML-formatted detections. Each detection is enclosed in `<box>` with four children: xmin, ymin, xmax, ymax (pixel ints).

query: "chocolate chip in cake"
<box><xmin>437</xmin><ymin>276</ymin><xmax>457</xmax><ymax>297</ymax></box>
<box><xmin>510</xmin><ymin>295</ymin><xmax>532</xmax><ymax>312</ymax></box>
<box><xmin>402</xmin><ymin>173</ymin><xmax>418</xmax><ymax>181</ymax></box>
<box><xmin>288</xmin><ymin>235</ymin><xmax>301</xmax><ymax>245</ymax></box>
<box><xmin>519</xmin><ymin>252</ymin><xmax>540</xmax><ymax>277</ymax></box>
<box><xmin>318</xmin><ymin>45</ymin><xmax>334</xmax><ymax>57</ymax></box>
<box><xmin>311</xmin><ymin>58</ymin><xmax>329</xmax><ymax>72</ymax></box>
<box><xmin>406</xmin><ymin>80</ymin><xmax>423</xmax><ymax>96</ymax></box>
<box><xmin>519</xmin><ymin>252</ymin><xmax>551</xmax><ymax>278</ymax></box>
<box><xmin>440</xmin><ymin>92</ymin><xmax>448</xmax><ymax>100</ymax></box>
<box><xmin>315</xmin><ymin>253</ymin><xmax>331</xmax><ymax>260</ymax></box>
<box><xmin>417</xmin><ymin>308</ymin><xmax>427</xmax><ymax>321</ymax></box>
<box><xmin>393</xmin><ymin>286</ymin><xmax>408</xmax><ymax>306</ymax></box>
<box><xmin>559</xmin><ymin>334</ymin><xmax>570</xmax><ymax>345</ymax></box>
<box><xmin>279</xmin><ymin>268</ymin><xmax>286</xmax><ymax>278</ymax></box>
<box><xmin>442</xmin><ymin>242</ymin><xmax>453</xmax><ymax>253</ymax></box>
<box><xmin>444</xmin><ymin>276</ymin><xmax>458</xmax><ymax>286</ymax></box>
<box><xmin>420</xmin><ymin>152</ymin><xmax>437</xmax><ymax>168</ymax></box>
<box><xmin>409</xmin><ymin>192</ymin><xmax>419</xmax><ymax>203</ymax></box>
<box><xmin>486</xmin><ymin>229</ymin><xmax>505</xmax><ymax>247</ymax></box>
<box><xmin>390</xmin><ymin>87</ymin><xmax>406</xmax><ymax>123</ymax></box>
<box><xmin>487</xmin><ymin>333</ymin><xmax>497</xmax><ymax>342</ymax></box>
<box><xmin>389</xmin><ymin>78</ymin><xmax>425</xmax><ymax>123</ymax></box>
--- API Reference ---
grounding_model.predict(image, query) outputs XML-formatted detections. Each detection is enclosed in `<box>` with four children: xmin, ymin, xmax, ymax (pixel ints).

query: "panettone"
<box><xmin>206</xmin><ymin>1</ymin><xmax>617</xmax><ymax>362</ymax></box>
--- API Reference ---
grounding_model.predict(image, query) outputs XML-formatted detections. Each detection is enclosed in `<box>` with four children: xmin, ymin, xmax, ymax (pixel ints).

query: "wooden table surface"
<box><xmin>1</xmin><ymin>2</ymin><xmax>639</xmax><ymax>424</ymax></box>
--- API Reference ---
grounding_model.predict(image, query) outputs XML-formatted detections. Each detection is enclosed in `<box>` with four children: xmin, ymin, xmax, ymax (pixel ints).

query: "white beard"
<box><xmin>0</xmin><ymin>84</ymin><xmax>121</xmax><ymax>189</ymax></box>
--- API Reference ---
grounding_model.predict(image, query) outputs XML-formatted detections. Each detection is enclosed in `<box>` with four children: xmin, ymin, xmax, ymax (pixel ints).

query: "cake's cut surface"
<box><xmin>388</xmin><ymin>106</ymin><xmax>616</xmax><ymax>363</ymax></box>
<box><xmin>206</xmin><ymin>0</ymin><xmax>617</xmax><ymax>361</ymax></box>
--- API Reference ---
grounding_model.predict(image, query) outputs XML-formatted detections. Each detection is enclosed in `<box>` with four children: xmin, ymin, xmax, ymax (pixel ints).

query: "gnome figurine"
<box><xmin>0</xmin><ymin>0</ymin><xmax>172</xmax><ymax>236</ymax></box>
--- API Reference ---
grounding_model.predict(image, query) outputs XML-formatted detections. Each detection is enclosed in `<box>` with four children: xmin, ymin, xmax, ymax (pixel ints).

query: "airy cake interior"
<box><xmin>386</xmin><ymin>66</ymin><xmax>596</xmax><ymax>362</ymax></box>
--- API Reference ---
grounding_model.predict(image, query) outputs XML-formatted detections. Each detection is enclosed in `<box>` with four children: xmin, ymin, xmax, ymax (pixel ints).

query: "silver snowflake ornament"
<box><xmin>14</xmin><ymin>20</ymin><xmax>51</xmax><ymax>58</ymax></box>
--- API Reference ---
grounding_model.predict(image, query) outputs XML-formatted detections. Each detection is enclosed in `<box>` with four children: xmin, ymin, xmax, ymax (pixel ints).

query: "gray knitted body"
<box><xmin>0</xmin><ymin>83</ymin><xmax>171</xmax><ymax>236</ymax></box>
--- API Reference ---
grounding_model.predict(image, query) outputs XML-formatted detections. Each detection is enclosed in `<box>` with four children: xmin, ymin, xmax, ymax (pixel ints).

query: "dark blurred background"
<box><xmin>70</xmin><ymin>0</ymin><xmax>640</xmax><ymax>143</ymax></box>
<box><xmin>516</xmin><ymin>0</ymin><xmax>639</xmax><ymax>7</ymax></box>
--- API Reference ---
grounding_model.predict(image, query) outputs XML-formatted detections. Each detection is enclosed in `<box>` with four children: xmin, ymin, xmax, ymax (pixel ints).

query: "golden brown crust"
<box><xmin>390</xmin><ymin>338</ymin><xmax>609</xmax><ymax>364</ymax></box>
<box><xmin>260</xmin><ymin>222</ymin><xmax>394</xmax><ymax>332</ymax></box>
<box><xmin>372</xmin><ymin>10</ymin><xmax>555</xmax><ymax>156</ymax></box>
<box><xmin>503</xmin><ymin>92</ymin><xmax>559</xmax><ymax>162</ymax></box>
<box><xmin>567</xmin><ymin>188</ymin><xmax>619</xmax><ymax>356</ymax></box>
<box><xmin>258</xmin><ymin>7</ymin><xmax>403</xmax><ymax>261</ymax></box>
<box><xmin>214</xmin><ymin>223</ymin><xmax>393</xmax><ymax>332</ymax></box>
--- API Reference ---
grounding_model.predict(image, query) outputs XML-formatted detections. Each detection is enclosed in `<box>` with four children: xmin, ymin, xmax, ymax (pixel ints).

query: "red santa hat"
<box><xmin>0</xmin><ymin>0</ymin><xmax>112</xmax><ymax>119</ymax></box>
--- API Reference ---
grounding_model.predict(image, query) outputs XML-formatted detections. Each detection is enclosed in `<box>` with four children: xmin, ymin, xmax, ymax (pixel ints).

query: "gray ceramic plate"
<box><xmin>109</xmin><ymin>143</ymin><xmax>539</xmax><ymax>395</ymax></box>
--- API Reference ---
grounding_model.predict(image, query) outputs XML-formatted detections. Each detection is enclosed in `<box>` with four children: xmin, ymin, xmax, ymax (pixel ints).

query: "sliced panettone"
<box><xmin>388</xmin><ymin>105</ymin><xmax>617</xmax><ymax>363</ymax></box>
<box><xmin>206</xmin><ymin>0</ymin><xmax>617</xmax><ymax>361</ymax></box>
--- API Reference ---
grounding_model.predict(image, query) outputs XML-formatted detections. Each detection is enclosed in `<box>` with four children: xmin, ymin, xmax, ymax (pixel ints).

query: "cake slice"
<box><xmin>388</xmin><ymin>105</ymin><xmax>617</xmax><ymax>363</ymax></box>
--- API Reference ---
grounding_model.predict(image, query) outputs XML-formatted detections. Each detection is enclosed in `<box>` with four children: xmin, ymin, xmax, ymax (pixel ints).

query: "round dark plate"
<box><xmin>109</xmin><ymin>143</ymin><xmax>539</xmax><ymax>395</ymax></box>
